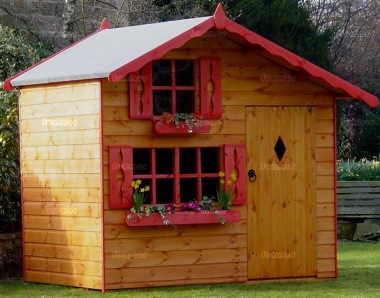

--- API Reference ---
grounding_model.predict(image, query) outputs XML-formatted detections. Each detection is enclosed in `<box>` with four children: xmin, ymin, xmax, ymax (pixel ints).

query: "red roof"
<box><xmin>3</xmin><ymin>4</ymin><xmax>378</xmax><ymax>107</ymax></box>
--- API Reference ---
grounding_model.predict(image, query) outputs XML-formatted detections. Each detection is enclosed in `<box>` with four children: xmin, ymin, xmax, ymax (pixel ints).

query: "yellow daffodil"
<box><xmin>218</xmin><ymin>171</ymin><xmax>225</xmax><ymax>177</ymax></box>
<box><xmin>226</xmin><ymin>180</ymin><xmax>232</xmax><ymax>185</ymax></box>
<box><xmin>220</xmin><ymin>179</ymin><xmax>225</xmax><ymax>185</ymax></box>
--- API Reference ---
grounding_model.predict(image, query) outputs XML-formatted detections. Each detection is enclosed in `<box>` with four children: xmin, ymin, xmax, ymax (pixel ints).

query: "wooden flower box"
<box><xmin>126</xmin><ymin>210</ymin><xmax>240</xmax><ymax>226</ymax></box>
<box><xmin>153</xmin><ymin>120</ymin><xmax>211</xmax><ymax>134</ymax></box>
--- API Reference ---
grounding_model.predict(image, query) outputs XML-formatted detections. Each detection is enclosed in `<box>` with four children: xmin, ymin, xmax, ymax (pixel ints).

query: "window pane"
<box><xmin>153</xmin><ymin>60</ymin><xmax>171</xmax><ymax>86</ymax></box>
<box><xmin>180</xmin><ymin>148</ymin><xmax>196</xmax><ymax>174</ymax></box>
<box><xmin>180</xmin><ymin>178</ymin><xmax>197</xmax><ymax>202</ymax></box>
<box><xmin>176</xmin><ymin>90</ymin><xmax>194</xmax><ymax>113</ymax></box>
<box><xmin>201</xmin><ymin>147</ymin><xmax>219</xmax><ymax>173</ymax></box>
<box><xmin>156</xmin><ymin>179</ymin><xmax>173</xmax><ymax>204</ymax></box>
<box><xmin>133</xmin><ymin>148</ymin><xmax>150</xmax><ymax>175</ymax></box>
<box><xmin>202</xmin><ymin>177</ymin><xmax>219</xmax><ymax>199</ymax></box>
<box><xmin>175</xmin><ymin>60</ymin><xmax>194</xmax><ymax>86</ymax></box>
<box><xmin>153</xmin><ymin>90</ymin><xmax>172</xmax><ymax>115</ymax></box>
<box><xmin>156</xmin><ymin>148</ymin><xmax>173</xmax><ymax>174</ymax></box>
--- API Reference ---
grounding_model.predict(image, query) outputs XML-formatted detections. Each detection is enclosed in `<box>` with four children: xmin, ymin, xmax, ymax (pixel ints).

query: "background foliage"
<box><xmin>0</xmin><ymin>25</ymin><xmax>46</xmax><ymax>232</ymax></box>
<box><xmin>337</xmin><ymin>158</ymin><xmax>380</xmax><ymax>181</ymax></box>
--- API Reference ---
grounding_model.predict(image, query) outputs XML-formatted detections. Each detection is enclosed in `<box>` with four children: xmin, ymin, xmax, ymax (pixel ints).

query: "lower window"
<box><xmin>132</xmin><ymin>147</ymin><xmax>220</xmax><ymax>204</ymax></box>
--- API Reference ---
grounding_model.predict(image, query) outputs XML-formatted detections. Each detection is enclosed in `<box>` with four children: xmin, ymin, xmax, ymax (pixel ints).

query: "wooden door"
<box><xmin>246</xmin><ymin>106</ymin><xmax>316</xmax><ymax>279</ymax></box>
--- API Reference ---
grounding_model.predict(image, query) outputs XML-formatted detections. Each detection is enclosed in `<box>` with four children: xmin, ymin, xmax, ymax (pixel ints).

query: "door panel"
<box><xmin>246</xmin><ymin>106</ymin><xmax>316</xmax><ymax>279</ymax></box>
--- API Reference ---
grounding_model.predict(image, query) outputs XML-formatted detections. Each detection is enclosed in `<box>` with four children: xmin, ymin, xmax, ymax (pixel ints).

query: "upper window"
<box><xmin>129</xmin><ymin>57</ymin><xmax>222</xmax><ymax>119</ymax></box>
<box><xmin>152</xmin><ymin>60</ymin><xmax>195</xmax><ymax>115</ymax></box>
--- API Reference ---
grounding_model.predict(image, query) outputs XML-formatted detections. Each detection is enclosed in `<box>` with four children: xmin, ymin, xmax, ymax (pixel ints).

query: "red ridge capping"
<box><xmin>99</xmin><ymin>18</ymin><xmax>110</xmax><ymax>30</ymax></box>
<box><xmin>213</xmin><ymin>3</ymin><xmax>227</xmax><ymax>29</ymax></box>
<box><xmin>2</xmin><ymin>19</ymin><xmax>110</xmax><ymax>92</ymax></box>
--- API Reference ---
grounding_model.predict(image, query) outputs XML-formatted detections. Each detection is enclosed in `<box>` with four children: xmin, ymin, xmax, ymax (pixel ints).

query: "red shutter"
<box><xmin>224</xmin><ymin>144</ymin><xmax>246</xmax><ymax>205</ymax></box>
<box><xmin>109</xmin><ymin>146</ymin><xmax>133</xmax><ymax>209</ymax></box>
<box><xmin>129</xmin><ymin>63</ymin><xmax>152</xmax><ymax>119</ymax></box>
<box><xmin>200</xmin><ymin>57</ymin><xmax>222</xmax><ymax>118</ymax></box>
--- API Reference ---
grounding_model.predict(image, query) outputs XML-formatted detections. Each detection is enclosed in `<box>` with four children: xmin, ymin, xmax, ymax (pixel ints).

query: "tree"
<box><xmin>306</xmin><ymin>0</ymin><xmax>380</xmax><ymax>159</ymax></box>
<box><xmin>0</xmin><ymin>25</ymin><xmax>43</xmax><ymax>232</ymax></box>
<box><xmin>225</xmin><ymin>0</ymin><xmax>335</xmax><ymax>70</ymax></box>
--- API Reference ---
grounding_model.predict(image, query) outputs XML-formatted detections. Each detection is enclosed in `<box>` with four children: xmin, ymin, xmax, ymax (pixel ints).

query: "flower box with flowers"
<box><xmin>153</xmin><ymin>112</ymin><xmax>211</xmax><ymax>134</ymax></box>
<box><xmin>126</xmin><ymin>201</ymin><xmax>241</xmax><ymax>227</ymax></box>
<box><xmin>126</xmin><ymin>173</ymin><xmax>241</xmax><ymax>227</ymax></box>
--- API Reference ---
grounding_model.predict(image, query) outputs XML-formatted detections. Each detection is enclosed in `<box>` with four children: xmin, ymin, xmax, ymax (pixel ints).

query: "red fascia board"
<box><xmin>2</xmin><ymin>26</ymin><xmax>110</xmax><ymax>92</ymax></box>
<box><xmin>223</xmin><ymin>18</ymin><xmax>378</xmax><ymax>107</ymax></box>
<box><xmin>108</xmin><ymin>18</ymin><xmax>215</xmax><ymax>82</ymax></box>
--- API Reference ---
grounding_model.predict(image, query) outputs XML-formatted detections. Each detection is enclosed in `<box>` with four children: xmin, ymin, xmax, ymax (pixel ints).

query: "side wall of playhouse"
<box><xmin>20</xmin><ymin>81</ymin><xmax>103</xmax><ymax>289</ymax></box>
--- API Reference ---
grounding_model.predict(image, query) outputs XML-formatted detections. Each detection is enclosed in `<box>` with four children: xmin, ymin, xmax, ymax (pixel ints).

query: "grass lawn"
<box><xmin>1</xmin><ymin>241</ymin><xmax>379</xmax><ymax>297</ymax></box>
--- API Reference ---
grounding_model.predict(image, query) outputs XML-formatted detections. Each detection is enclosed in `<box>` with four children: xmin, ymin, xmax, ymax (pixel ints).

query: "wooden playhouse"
<box><xmin>4</xmin><ymin>4</ymin><xmax>378</xmax><ymax>291</ymax></box>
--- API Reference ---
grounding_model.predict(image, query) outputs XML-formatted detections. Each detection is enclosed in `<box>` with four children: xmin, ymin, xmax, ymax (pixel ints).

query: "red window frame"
<box><xmin>129</xmin><ymin>57</ymin><xmax>222</xmax><ymax>119</ymax></box>
<box><xmin>152</xmin><ymin>60</ymin><xmax>196</xmax><ymax>115</ymax></box>
<box><xmin>108</xmin><ymin>144</ymin><xmax>246</xmax><ymax>209</ymax></box>
<box><xmin>133</xmin><ymin>147</ymin><xmax>219</xmax><ymax>205</ymax></box>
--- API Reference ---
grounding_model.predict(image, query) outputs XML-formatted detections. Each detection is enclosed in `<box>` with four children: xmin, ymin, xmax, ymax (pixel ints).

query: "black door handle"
<box><xmin>248</xmin><ymin>169</ymin><xmax>256</xmax><ymax>182</ymax></box>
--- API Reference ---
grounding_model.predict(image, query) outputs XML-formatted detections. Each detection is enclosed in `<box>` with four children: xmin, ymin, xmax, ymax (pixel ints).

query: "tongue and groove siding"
<box><xmin>19</xmin><ymin>81</ymin><xmax>103</xmax><ymax>289</ymax></box>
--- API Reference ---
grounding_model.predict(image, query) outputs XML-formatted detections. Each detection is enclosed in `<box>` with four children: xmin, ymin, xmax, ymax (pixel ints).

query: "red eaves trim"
<box><xmin>107</xmin><ymin>17</ymin><xmax>215</xmax><ymax>82</ymax></box>
<box><xmin>222</xmin><ymin>18</ymin><xmax>378</xmax><ymax>107</ymax></box>
<box><xmin>2</xmin><ymin>24</ymin><xmax>110</xmax><ymax>92</ymax></box>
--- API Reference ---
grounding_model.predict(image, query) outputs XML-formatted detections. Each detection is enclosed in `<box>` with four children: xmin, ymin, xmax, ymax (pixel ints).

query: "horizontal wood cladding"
<box><xmin>106</xmin><ymin>276</ymin><xmax>246</xmax><ymax>290</ymax></box>
<box><xmin>19</xmin><ymin>81</ymin><xmax>101</xmax><ymax>106</ymax></box>
<box><xmin>105</xmin><ymin>263</ymin><xmax>247</xmax><ymax>285</ymax></box>
<box><xmin>22</xmin><ymin>144</ymin><xmax>101</xmax><ymax>160</ymax></box>
<box><xmin>24</xmin><ymin>215</ymin><xmax>101</xmax><ymax>232</ymax></box>
<box><xmin>20</xmin><ymin>99</ymin><xmax>100</xmax><ymax>119</ymax></box>
<box><xmin>23</xmin><ymin>188</ymin><xmax>100</xmax><ymax>203</ymax></box>
<box><xmin>105</xmin><ymin>233</ymin><xmax>246</xmax><ymax>254</ymax></box>
<box><xmin>22</xmin><ymin>159</ymin><xmax>100</xmax><ymax>174</ymax></box>
<box><xmin>20</xmin><ymin>81</ymin><xmax>102</xmax><ymax>289</ymax></box>
<box><xmin>21</xmin><ymin>130</ymin><xmax>100</xmax><ymax>146</ymax></box>
<box><xmin>25</xmin><ymin>270</ymin><xmax>102</xmax><ymax>289</ymax></box>
<box><xmin>106</xmin><ymin>247</ymin><xmax>246</xmax><ymax>268</ymax></box>
<box><xmin>24</xmin><ymin>243</ymin><xmax>101</xmax><ymax>261</ymax></box>
<box><xmin>25</xmin><ymin>257</ymin><xmax>101</xmax><ymax>275</ymax></box>
<box><xmin>22</xmin><ymin>173</ymin><xmax>100</xmax><ymax>188</ymax></box>
<box><xmin>23</xmin><ymin>202</ymin><xmax>101</xmax><ymax>217</ymax></box>
<box><xmin>24</xmin><ymin>229</ymin><xmax>101</xmax><ymax>246</ymax></box>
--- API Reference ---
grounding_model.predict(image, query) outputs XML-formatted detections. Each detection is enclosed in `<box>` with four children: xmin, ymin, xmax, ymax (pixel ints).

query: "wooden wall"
<box><xmin>20</xmin><ymin>81</ymin><xmax>103</xmax><ymax>289</ymax></box>
<box><xmin>102</xmin><ymin>35</ymin><xmax>336</xmax><ymax>289</ymax></box>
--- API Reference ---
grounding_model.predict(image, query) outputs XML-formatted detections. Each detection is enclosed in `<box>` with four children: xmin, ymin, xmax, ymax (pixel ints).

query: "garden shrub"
<box><xmin>0</xmin><ymin>25</ymin><xmax>48</xmax><ymax>232</ymax></box>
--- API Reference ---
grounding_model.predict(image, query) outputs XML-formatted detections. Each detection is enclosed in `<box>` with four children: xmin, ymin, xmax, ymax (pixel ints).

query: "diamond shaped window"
<box><xmin>274</xmin><ymin>136</ymin><xmax>286</xmax><ymax>161</ymax></box>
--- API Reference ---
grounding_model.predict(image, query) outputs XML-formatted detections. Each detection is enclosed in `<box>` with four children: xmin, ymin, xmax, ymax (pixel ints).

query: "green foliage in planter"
<box><xmin>337</xmin><ymin>158</ymin><xmax>380</xmax><ymax>181</ymax></box>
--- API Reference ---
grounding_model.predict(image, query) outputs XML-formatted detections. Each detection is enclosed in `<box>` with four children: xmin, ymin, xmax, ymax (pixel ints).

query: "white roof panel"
<box><xmin>10</xmin><ymin>16</ymin><xmax>211</xmax><ymax>87</ymax></box>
